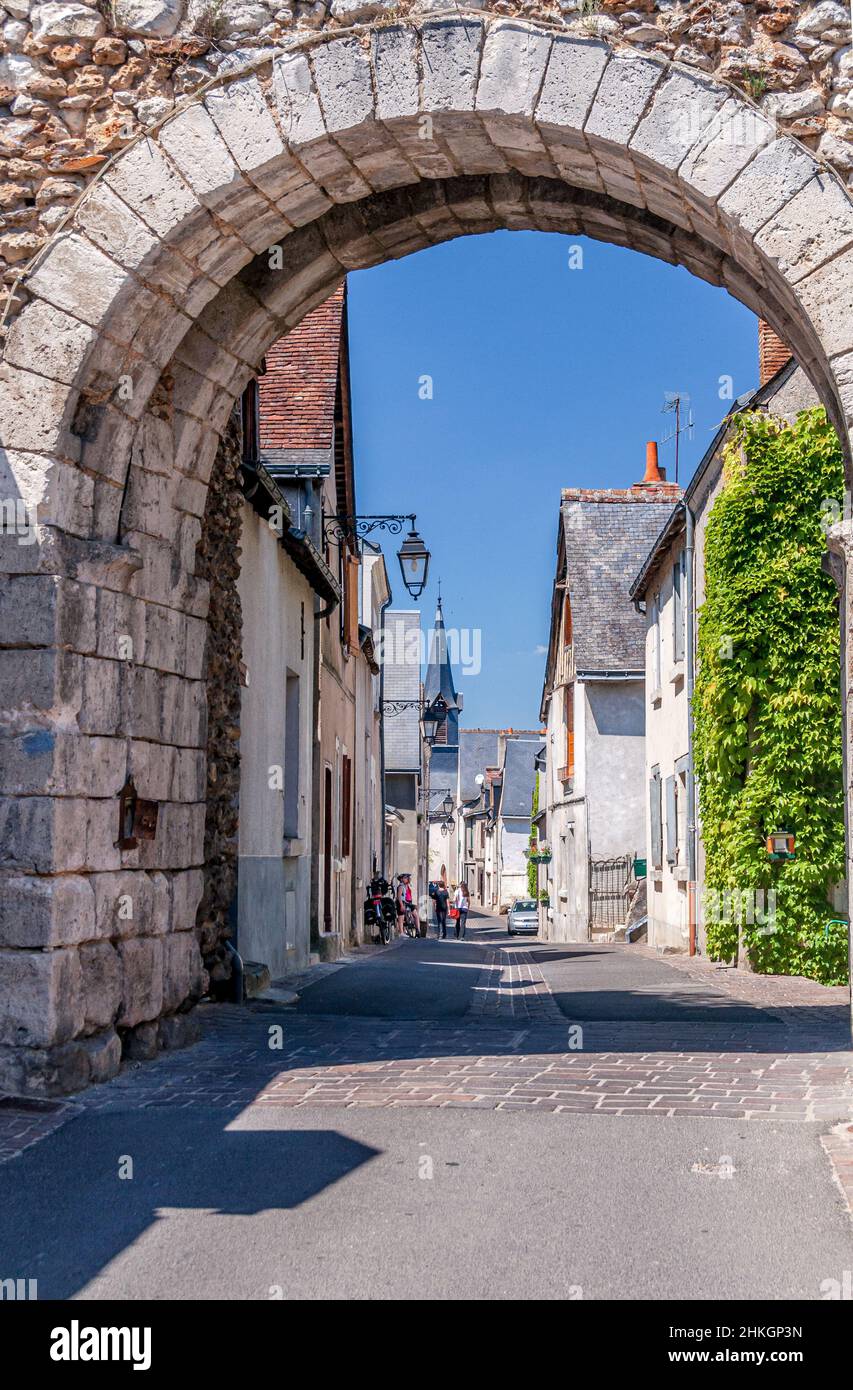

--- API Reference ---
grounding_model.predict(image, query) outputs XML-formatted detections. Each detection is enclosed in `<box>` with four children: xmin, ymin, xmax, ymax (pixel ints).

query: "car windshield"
<box><xmin>514</xmin><ymin>901</ymin><xmax>537</xmax><ymax>912</ymax></box>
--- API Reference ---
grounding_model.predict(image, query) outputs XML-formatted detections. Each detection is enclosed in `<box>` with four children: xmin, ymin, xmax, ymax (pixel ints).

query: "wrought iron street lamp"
<box><xmin>322</xmin><ymin>511</ymin><xmax>430</xmax><ymax>601</ymax></box>
<box><xmin>396</xmin><ymin>522</ymin><xmax>430</xmax><ymax>599</ymax></box>
<box><xmin>420</xmin><ymin>695</ymin><xmax>448</xmax><ymax>747</ymax></box>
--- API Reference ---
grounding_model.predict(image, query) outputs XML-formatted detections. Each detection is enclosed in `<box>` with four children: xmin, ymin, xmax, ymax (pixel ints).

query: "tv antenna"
<box><xmin>661</xmin><ymin>391</ymin><xmax>694</xmax><ymax>484</ymax></box>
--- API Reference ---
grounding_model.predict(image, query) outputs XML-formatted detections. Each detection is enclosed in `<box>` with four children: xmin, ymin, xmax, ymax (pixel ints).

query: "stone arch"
<box><xmin>3</xmin><ymin>15</ymin><xmax>853</xmax><ymax>1091</ymax></box>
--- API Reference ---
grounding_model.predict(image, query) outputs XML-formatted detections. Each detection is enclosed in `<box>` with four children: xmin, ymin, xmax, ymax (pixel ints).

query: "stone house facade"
<box><xmin>539</xmin><ymin>468</ymin><xmax>680</xmax><ymax>942</ymax></box>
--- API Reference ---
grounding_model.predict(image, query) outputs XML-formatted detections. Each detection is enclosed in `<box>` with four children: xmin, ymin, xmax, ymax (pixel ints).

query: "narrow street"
<box><xmin>3</xmin><ymin>914</ymin><xmax>851</xmax><ymax>1302</ymax></box>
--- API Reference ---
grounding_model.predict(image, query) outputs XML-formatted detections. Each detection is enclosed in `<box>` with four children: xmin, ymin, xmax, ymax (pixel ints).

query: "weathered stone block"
<box><xmin>679</xmin><ymin>97</ymin><xmax>775</xmax><ymax>201</ymax></box>
<box><xmin>117</xmin><ymin>935</ymin><xmax>164</xmax><ymax>1026</ymax></box>
<box><xmin>80</xmin><ymin>1026</ymin><xmax>121</xmax><ymax>1084</ymax></box>
<box><xmin>476</xmin><ymin>20</ymin><xmax>551</xmax><ymax>119</ymax></box>
<box><xmin>630</xmin><ymin>68</ymin><xmax>728</xmax><ymax>172</ymax></box>
<box><xmin>718</xmin><ymin>137</ymin><xmax>819</xmax><ymax>236</ymax></box>
<box><xmin>158</xmin><ymin>103</ymin><xmax>246</xmax><ymax>214</ymax></box>
<box><xmin>0</xmin><ymin>873</ymin><xmax>95</xmax><ymax>949</ymax></box>
<box><xmin>79</xmin><ymin>939</ymin><xmax>122</xmax><ymax>1031</ymax></box>
<box><xmin>755</xmin><ymin>171</ymin><xmax>853</xmax><ymax>285</ymax></box>
<box><xmin>92</xmin><ymin>868</ymin><xmax>169</xmax><ymax>940</ymax></box>
<box><xmin>0</xmin><ymin>449</ymin><xmax>94</xmax><ymax>538</ymax></box>
<box><xmin>421</xmin><ymin>17</ymin><xmax>483</xmax><ymax>113</ymax></box>
<box><xmin>26</xmin><ymin>232</ymin><xmax>145</xmax><ymax>339</ymax></box>
<box><xmin>311</xmin><ymin>35</ymin><xmax>375</xmax><ymax>135</ymax></box>
<box><xmin>157</xmin><ymin>1010</ymin><xmax>201</xmax><ymax>1051</ymax></box>
<box><xmin>796</xmin><ymin>246</ymin><xmax>853</xmax><ymax>360</ymax></box>
<box><xmin>4</xmin><ymin>299</ymin><xmax>98</xmax><ymax>389</ymax></box>
<box><xmin>535</xmin><ymin>36</ymin><xmax>609</xmax><ymax>135</ymax></box>
<box><xmin>74</xmin><ymin>181</ymin><xmax>204</xmax><ymax>309</ymax></box>
<box><xmin>122</xmin><ymin>1018</ymin><xmax>158</xmax><ymax>1059</ymax></box>
<box><xmin>0</xmin><ymin>363</ymin><xmax>79</xmax><ymax>459</ymax></box>
<box><xmin>162</xmin><ymin>930</ymin><xmax>205</xmax><ymax>1012</ymax></box>
<box><xmin>0</xmin><ymin>731</ymin><xmax>125</xmax><ymax>797</ymax></box>
<box><xmin>274</xmin><ymin>50</ymin><xmax>326</xmax><ymax>147</ymax></box>
<box><xmin>205</xmin><ymin>75</ymin><xmax>293</xmax><ymax>202</ymax></box>
<box><xmin>103</xmin><ymin>137</ymin><xmax>200</xmax><ymax>242</ymax></box>
<box><xmin>584</xmin><ymin>52</ymin><xmax>662</xmax><ymax>148</ymax></box>
<box><xmin>373</xmin><ymin>25</ymin><xmax>419</xmax><ymax>124</ymax></box>
<box><xmin>0</xmin><ymin>946</ymin><xmax>83</xmax><ymax>1047</ymax></box>
<box><xmin>170</xmin><ymin>868</ymin><xmax>204</xmax><ymax>931</ymax></box>
<box><xmin>0</xmin><ymin>573</ymin><xmax>96</xmax><ymax>652</ymax></box>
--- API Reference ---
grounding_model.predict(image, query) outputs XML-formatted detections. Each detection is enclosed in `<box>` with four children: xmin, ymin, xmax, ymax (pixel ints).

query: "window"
<box><xmin>651</xmin><ymin>594</ymin><xmax>661</xmax><ymax>692</ymax></box>
<box><xmin>650</xmin><ymin>767</ymin><xmax>663</xmax><ymax>870</ymax></box>
<box><xmin>240</xmin><ymin>379</ymin><xmax>259</xmax><ymax>463</ymax></box>
<box><xmin>673</xmin><ymin>551</ymin><xmax>685</xmax><ymax>664</ymax></box>
<box><xmin>341</xmin><ymin>754</ymin><xmax>352</xmax><ymax>858</ymax></box>
<box><xmin>344</xmin><ymin>552</ymin><xmax>360</xmax><ymax>651</ymax></box>
<box><xmin>283</xmin><ymin>671</ymin><xmax>300</xmax><ymax>840</ymax></box>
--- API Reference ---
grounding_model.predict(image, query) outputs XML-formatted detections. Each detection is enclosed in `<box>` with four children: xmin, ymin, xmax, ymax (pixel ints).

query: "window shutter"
<box><xmin>665</xmin><ymin>774</ymin><xmax>678</xmax><ymax>865</ymax></box>
<box><xmin>673</xmin><ymin>553</ymin><xmax>685</xmax><ymax>663</ymax></box>
<box><xmin>565</xmin><ymin>684</ymin><xmax>575</xmax><ymax>778</ymax></box>
<box><xmin>341</xmin><ymin>755</ymin><xmax>352</xmax><ymax>858</ymax></box>
<box><xmin>650</xmin><ymin>769</ymin><xmax>663</xmax><ymax>870</ymax></box>
<box><xmin>345</xmin><ymin>555</ymin><xmax>360</xmax><ymax>652</ymax></box>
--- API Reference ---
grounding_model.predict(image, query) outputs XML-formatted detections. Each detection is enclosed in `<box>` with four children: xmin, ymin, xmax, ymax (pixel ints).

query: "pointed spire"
<box><xmin>424</xmin><ymin>589</ymin><xmax>460</xmax><ymax>721</ymax></box>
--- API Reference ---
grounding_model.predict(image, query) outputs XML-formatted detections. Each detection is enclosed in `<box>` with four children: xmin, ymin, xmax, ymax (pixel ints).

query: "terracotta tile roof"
<box><xmin>258</xmin><ymin>286</ymin><xmax>345</xmax><ymax>450</ymax></box>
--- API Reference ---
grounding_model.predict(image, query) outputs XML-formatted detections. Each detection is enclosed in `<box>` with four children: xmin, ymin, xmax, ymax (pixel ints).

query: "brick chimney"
<box><xmin>758</xmin><ymin>319</ymin><xmax>792</xmax><ymax>387</ymax></box>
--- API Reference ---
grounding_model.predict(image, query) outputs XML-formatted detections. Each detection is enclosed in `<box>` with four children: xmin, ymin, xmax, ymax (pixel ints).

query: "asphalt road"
<box><xmin>2</xmin><ymin>1104</ymin><xmax>850</xmax><ymax>1301</ymax></box>
<box><xmin>295</xmin><ymin>913</ymin><xmax>779</xmax><ymax>1026</ymax></box>
<box><xmin>2</xmin><ymin>912</ymin><xmax>850</xmax><ymax>1301</ymax></box>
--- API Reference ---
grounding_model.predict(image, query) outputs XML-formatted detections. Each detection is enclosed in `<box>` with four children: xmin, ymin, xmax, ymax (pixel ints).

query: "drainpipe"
<box><xmin>225</xmin><ymin>939</ymin><xmax>244</xmax><ymax>1004</ymax></box>
<box><xmin>685</xmin><ymin>501</ymin><xmax>698</xmax><ymax>955</ymax></box>
<box><xmin>378</xmin><ymin>591</ymin><xmax>392</xmax><ymax>880</ymax></box>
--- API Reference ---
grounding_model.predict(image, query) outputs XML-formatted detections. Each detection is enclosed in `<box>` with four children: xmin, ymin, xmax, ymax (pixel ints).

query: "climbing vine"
<box><xmin>693</xmin><ymin>407</ymin><xmax>848</xmax><ymax>985</ymax></box>
<box><xmin>527</xmin><ymin>772</ymin><xmax>539</xmax><ymax>899</ymax></box>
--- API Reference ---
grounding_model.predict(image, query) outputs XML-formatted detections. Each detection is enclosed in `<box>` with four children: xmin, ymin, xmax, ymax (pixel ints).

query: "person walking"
<box><xmin>433</xmin><ymin>880</ymin><xmax>450</xmax><ymax>939</ymax></box>
<box><xmin>454</xmin><ymin>882</ymin><xmax>469</xmax><ymax>939</ymax></box>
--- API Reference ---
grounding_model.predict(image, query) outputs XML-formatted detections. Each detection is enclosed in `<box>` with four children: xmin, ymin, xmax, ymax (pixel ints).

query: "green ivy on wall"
<box><xmin>693</xmin><ymin>407</ymin><xmax>848</xmax><ymax>985</ymax></box>
<box><xmin>527</xmin><ymin>772</ymin><xmax>539</xmax><ymax>899</ymax></box>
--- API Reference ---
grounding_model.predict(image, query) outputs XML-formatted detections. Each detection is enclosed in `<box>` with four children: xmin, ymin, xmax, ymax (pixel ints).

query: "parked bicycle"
<box><xmin>364</xmin><ymin>874</ymin><xmax>396</xmax><ymax>945</ymax></box>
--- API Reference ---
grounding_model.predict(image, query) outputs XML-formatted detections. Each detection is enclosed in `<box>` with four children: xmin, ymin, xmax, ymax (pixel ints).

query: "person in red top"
<box><xmin>395</xmin><ymin>872</ymin><xmax>420</xmax><ymax>937</ymax></box>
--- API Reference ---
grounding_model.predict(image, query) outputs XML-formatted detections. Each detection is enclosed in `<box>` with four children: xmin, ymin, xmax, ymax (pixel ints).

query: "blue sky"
<box><xmin>347</xmin><ymin>230</ymin><xmax>758</xmax><ymax>730</ymax></box>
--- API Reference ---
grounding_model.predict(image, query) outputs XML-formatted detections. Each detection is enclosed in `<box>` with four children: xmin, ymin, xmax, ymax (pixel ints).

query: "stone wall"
<box><xmin>193</xmin><ymin>410</ymin><xmax>242</xmax><ymax>993</ymax></box>
<box><xmin>1</xmin><ymin>0</ymin><xmax>853</xmax><ymax>320</ymax></box>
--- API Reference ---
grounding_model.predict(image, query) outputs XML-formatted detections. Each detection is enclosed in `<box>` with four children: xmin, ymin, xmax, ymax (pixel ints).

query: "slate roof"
<box><xmin>383</xmin><ymin>609</ymin><xmax>421</xmax><ymax>773</ymax></box>
<box><xmin>501</xmin><ymin>737</ymin><xmax>539</xmax><ymax>818</ymax></box>
<box><xmin>562</xmin><ymin>488</ymin><xmax>680</xmax><ymax>671</ymax></box>
<box><xmin>459</xmin><ymin>729</ymin><xmax>500</xmax><ymax>802</ymax></box>
<box><xmin>427</xmin><ymin>745</ymin><xmax>458</xmax><ymax>799</ymax></box>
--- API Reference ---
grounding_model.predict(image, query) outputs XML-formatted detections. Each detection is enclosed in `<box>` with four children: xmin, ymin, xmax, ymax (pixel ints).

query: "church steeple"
<box><xmin>424</xmin><ymin>593</ymin><xmax>460</xmax><ymax>746</ymax></box>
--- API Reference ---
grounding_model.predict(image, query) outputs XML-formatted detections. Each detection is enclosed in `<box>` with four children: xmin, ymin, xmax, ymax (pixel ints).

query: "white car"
<box><xmin>507</xmin><ymin>899</ymin><xmax>539</xmax><ymax>936</ymax></box>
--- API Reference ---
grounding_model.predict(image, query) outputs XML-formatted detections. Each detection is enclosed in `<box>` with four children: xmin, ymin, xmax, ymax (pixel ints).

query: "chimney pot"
<box><xmin>641</xmin><ymin>440</ymin><xmax>663</xmax><ymax>485</ymax></box>
<box><xmin>758</xmin><ymin>319</ymin><xmax>792</xmax><ymax>387</ymax></box>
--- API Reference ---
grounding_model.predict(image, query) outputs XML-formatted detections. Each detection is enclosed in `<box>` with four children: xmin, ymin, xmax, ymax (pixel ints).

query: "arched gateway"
<box><xmin>3</xmin><ymin>15</ymin><xmax>853</xmax><ymax>1092</ymax></box>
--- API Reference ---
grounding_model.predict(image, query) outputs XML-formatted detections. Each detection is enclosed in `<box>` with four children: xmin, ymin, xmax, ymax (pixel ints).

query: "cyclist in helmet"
<box><xmin>395</xmin><ymin>872</ymin><xmax>420</xmax><ymax>937</ymax></box>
